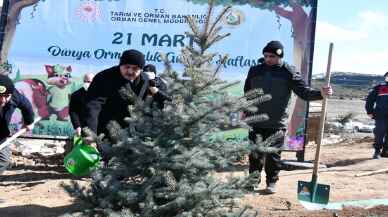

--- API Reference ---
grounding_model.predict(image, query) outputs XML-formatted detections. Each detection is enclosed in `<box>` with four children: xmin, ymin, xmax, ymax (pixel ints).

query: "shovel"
<box><xmin>0</xmin><ymin>117</ymin><xmax>41</xmax><ymax>151</ymax></box>
<box><xmin>297</xmin><ymin>43</ymin><xmax>333</xmax><ymax>210</ymax></box>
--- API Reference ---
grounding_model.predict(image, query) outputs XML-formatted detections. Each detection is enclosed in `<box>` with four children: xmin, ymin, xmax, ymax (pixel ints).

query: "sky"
<box><xmin>313</xmin><ymin>0</ymin><xmax>388</xmax><ymax>75</ymax></box>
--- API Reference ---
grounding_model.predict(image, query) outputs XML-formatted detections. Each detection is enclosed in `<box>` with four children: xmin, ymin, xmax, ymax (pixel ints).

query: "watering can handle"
<box><xmin>0</xmin><ymin>117</ymin><xmax>41</xmax><ymax>151</ymax></box>
<box><xmin>313</xmin><ymin>43</ymin><xmax>333</xmax><ymax>177</ymax></box>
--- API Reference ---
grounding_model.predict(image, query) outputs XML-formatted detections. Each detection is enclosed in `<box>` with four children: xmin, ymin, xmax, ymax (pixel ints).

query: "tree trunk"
<box><xmin>0</xmin><ymin>0</ymin><xmax>40</xmax><ymax>64</ymax></box>
<box><xmin>274</xmin><ymin>2</ymin><xmax>313</xmax><ymax>145</ymax></box>
<box><xmin>287</xmin><ymin>9</ymin><xmax>313</xmax><ymax>141</ymax></box>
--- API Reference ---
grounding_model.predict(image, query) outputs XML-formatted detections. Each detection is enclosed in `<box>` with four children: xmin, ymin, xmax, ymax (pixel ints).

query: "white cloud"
<box><xmin>315</xmin><ymin>21</ymin><xmax>368</xmax><ymax>42</ymax></box>
<box><xmin>313</xmin><ymin>9</ymin><xmax>388</xmax><ymax>75</ymax></box>
<box><xmin>314</xmin><ymin>48</ymin><xmax>388</xmax><ymax>75</ymax></box>
<box><xmin>333</xmin><ymin>50</ymin><xmax>388</xmax><ymax>74</ymax></box>
<box><xmin>359</xmin><ymin>10</ymin><xmax>388</xmax><ymax>30</ymax></box>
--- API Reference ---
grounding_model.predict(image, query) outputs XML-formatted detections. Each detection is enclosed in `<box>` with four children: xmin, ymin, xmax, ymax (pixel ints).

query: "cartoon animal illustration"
<box><xmin>11</xmin><ymin>79</ymin><xmax>51</xmax><ymax>127</ymax></box>
<box><xmin>14</xmin><ymin>79</ymin><xmax>50</xmax><ymax>118</ymax></box>
<box><xmin>45</xmin><ymin>64</ymin><xmax>73</xmax><ymax>121</ymax></box>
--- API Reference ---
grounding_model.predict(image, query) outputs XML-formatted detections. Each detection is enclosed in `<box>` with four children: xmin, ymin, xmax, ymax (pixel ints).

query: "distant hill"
<box><xmin>312</xmin><ymin>72</ymin><xmax>384</xmax><ymax>99</ymax></box>
<box><xmin>225</xmin><ymin>72</ymin><xmax>384</xmax><ymax>99</ymax></box>
<box><xmin>313</xmin><ymin>72</ymin><xmax>382</xmax><ymax>86</ymax></box>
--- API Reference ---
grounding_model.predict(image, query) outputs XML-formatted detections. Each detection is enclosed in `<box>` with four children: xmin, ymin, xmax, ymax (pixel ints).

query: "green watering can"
<box><xmin>64</xmin><ymin>136</ymin><xmax>101</xmax><ymax>176</ymax></box>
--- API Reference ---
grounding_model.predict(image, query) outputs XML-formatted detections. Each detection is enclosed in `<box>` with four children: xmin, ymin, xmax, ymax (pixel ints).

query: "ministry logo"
<box><xmin>76</xmin><ymin>2</ymin><xmax>102</xmax><ymax>22</ymax></box>
<box><xmin>223</xmin><ymin>9</ymin><xmax>245</xmax><ymax>27</ymax></box>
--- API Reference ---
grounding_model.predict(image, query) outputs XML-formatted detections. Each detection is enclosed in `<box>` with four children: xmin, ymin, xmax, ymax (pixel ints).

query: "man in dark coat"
<box><xmin>0</xmin><ymin>75</ymin><xmax>35</xmax><ymax>174</ymax></box>
<box><xmin>85</xmin><ymin>49</ymin><xmax>169</xmax><ymax>136</ymax></box>
<box><xmin>243</xmin><ymin>41</ymin><xmax>333</xmax><ymax>193</ymax></box>
<box><xmin>69</xmin><ymin>72</ymin><xmax>94</xmax><ymax>136</ymax></box>
<box><xmin>365</xmin><ymin>72</ymin><xmax>388</xmax><ymax>159</ymax></box>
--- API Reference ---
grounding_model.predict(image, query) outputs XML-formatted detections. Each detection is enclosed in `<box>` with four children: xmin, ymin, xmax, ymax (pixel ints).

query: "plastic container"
<box><xmin>64</xmin><ymin>136</ymin><xmax>101</xmax><ymax>176</ymax></box>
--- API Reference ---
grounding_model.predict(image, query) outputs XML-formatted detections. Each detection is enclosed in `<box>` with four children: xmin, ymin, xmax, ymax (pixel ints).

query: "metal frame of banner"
<box><xmin>0</xmin><ymin>0</ymin><xmax>9</xmax><ymax>57</ymax></box>
<box><xmin>297</xmin><ymin>0</ymin><xmax>318</xmax><ymax>162</ymax></box>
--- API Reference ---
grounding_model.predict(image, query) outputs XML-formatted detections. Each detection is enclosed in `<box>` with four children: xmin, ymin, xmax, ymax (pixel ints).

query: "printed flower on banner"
<box><xmin>76</xmin><ymin>2</ymin><xmax>101</xmax><ymax>22</ymax></box>
<box><xmin>287</xmin><ymin>135</ymin><xmax>304</xmax><ymax>151</ymax></box>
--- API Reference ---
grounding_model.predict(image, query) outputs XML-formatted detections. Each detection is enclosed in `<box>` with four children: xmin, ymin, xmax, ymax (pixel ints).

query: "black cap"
<box><xmin>119</xmin><ymin>49</ymin><xmax>145</xmax><ymax>68</ymax></box>
<box><xmin>262</xmin><ymin>40</ymin><xmax>284</xmax><ymax>58</ymax></box>
<box><xmin>143</xmin><ymin>64</ymin><xmax>156</xmax><ymax>74</ymax></box>
<box><xmin>0</xmin><ymin>74</ymin><xmax>14</xmax><ymax>95</ymax></box>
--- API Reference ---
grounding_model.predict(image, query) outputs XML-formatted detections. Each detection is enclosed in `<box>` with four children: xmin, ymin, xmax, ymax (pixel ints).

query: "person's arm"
<box><xmin>69</xmin><ymin>91</ymin><xmax>82</xmax><ymax>129</ymax></box>
<box><xmin>14</xmin><ymin>90</ymin><xmax>34</xmax><ymax>130</ymax></box>
<box><xmin>243</xmin><ymin>67</ymin><xmax>254</xmax><ymax>94</ymax></box>
<box><xmin>149</xmin><ymin>78</ymin><xmax>171</xmax><ymax>109</ymax></box>
<box><xmin>85</xmin><ymin>74</ymin><xmax>108</xmax><ymax>133</ymax></box>
<box><xmin>365</xmin><ymin>86</ymin><xmax>378</xmax><ymax>118</ymax></box>
<box><xmin>289</xmin><ymin>71</ymin><xmax>323</xmax><ymax>101</ymax></box>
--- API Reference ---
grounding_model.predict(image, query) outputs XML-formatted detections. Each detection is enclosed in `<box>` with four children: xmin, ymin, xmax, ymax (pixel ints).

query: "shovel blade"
<box><xmin>298</xmin><ymin>181</ymin><xmax>330</xmax><ymax>210</ymax></box>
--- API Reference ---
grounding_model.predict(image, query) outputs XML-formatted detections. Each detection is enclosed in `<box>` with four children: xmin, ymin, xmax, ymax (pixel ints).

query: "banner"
<box><xmin>2</xmin><ymin>0</ymin><xmax>316</xmax><ymax>151</ymax></box>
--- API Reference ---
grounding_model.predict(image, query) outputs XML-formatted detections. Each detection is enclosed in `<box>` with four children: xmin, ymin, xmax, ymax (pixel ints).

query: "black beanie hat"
<box><xmin>262</xmin><ymin>40</ymin><xmax>284</xmax><ymax>58</ymax></box>
<box><xmin>143</xmin><ymin>64</ymin><xmax>156</xmax><ymax>74</ymax></box>
<box><xmin>0</xmin><ymin>74</ymin><xmax>14</xmax><ymax>95</ymax></box>
<box><xmin>119</xmin><ymin>49</ymin><xmax>145</xmax><ymax>68</ymax></box>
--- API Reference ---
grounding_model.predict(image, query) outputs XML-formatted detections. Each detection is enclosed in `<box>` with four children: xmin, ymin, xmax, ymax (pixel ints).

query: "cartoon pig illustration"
<box><xmin>45</xmin><ymin>64</ymin><xmax>73</xmax><ymax>121</ymax></box>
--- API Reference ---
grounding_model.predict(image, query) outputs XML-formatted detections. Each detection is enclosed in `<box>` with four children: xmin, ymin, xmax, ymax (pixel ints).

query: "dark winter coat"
<box><xmin>365</xmin><ymin>83</ymin><xmax>388</xmax><ymax>119</ymax></box>
<box><xmin>0</xmin><ymin>89</ymin><xmax>34</xmax><ymax>139</ymax></box>
<box><xmin>69</xmin><ymin>87</ymin><xmax>87</xmax><ymax>129</ymax></box>
<box><xmin>85</xmin><ymin>66</ymin><xmax>169</xmax><ymax>134</ymax></box>
<box><xmin>243</xmin><ymin>62</ymin><xmax>323</xmax><ymax>129</ymax></box>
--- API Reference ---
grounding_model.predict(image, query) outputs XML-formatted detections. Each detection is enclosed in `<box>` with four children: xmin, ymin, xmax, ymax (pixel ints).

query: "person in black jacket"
<box><xmin>143</xmin><ymin>64</ymin><xmax>170</xmax><ymax>110</ymax></box>
<box><xmin>0</xmin><ymin>75</ymin><xmax>35</xmax><ymax>174</ymax></box>
<box><xmin>365</xmin><ymin>72</ymin><xmax>388</xmax><ymax>159</ymax></box>
<box><xmin>85</xmin><ymin>49</ymin><xmax>169</xmax><ymax>137</ymax></box>
<box><xmin>243</xmin><ymin>41</ymin><xmax>332</xmax><ymax>194</ymax></box>
<box><xmin>69</xmin><ymin>72</ymin><xmax>94</xmax><ymax>136</ymax></box>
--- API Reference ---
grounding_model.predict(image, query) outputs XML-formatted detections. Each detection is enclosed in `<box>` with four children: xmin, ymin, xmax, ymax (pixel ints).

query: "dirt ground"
<box><xmin>1</xmin><ymin>137</ymin><xmax>388</xmax><ymax>217</ymax></box>
<box><xmin>1</xmin><ymin>99</ymin><xmax>388</xmax><ymax>217</ymax></box>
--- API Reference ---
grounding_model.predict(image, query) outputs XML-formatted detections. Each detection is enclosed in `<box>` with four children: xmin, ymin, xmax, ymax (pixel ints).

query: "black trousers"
<box><xmin>248</xmin><ymin>128</ymin><xmax>285</xmax><ymax>184</ymax></box>
<box><xmin>374</xmin><ymin>118</ymin><xmax>388</xmax><ymax>151</ymax></box>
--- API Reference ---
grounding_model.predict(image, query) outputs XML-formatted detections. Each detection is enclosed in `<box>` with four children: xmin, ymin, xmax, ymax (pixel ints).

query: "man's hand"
<box><xmin>149</xmin><ymin>86</ymin><xmax>159</xmax><ymax>95</ymax></box>
<box><xmin>368</xmin><ymin>113</ymin><xmax>374</xmax><ymax>119</ymax></box>
<box><xmin>83</xmin><ymin>136</ymin><xmax>97</xmax><ymax>148</ymax></box>
<box><xmin>75</xmin><ymin>127</ymin><xmax>82</xmax><ymax>136</ymax></box>
<box><xmin>241</xmin><ymin>112</ymin><xmax>247</xmax><ymax>120</ymax></box>
<box><xmin>89</xmin><ymin>142</ymin><xmax>97</xmax><ymax>148</ymax></box>
<box><xmin>22</xmin><ymin>123</ymin><xmax>34</xmax><ymax>132</ymax></box>
<box><xmin>321</xmin><ymin>85</ymin><xmax>333</xmax><ymax>97</ymax></box>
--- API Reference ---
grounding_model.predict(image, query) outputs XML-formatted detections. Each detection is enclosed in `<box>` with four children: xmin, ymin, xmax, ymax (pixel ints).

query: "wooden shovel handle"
<box><xmin>355</xmin><ymin>168</ymin><xmax>388</xmax><ymax>177</ymax></box>
<box><xmin>0</xmin><ymin>117</ymin><xmax>41</xmax><ymax>151</ymax></box>
<box><xmin>313</xmin><ymin>43</ymin><xmax>333</xmax><ymax>176</ymax></box>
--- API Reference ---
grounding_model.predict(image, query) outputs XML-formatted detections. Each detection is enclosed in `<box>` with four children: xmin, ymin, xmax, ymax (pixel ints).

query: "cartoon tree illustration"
<box><xmin>186</xmin><ymin>0</ymin><xmax>316</xmax><ymax>139</ymax></box>
<box><xmin>186</xmin><ymin>0</ymin><xmax>313</xmax><ymax>68</ymax></box>
<box><xmin>0</xmin><ymin>0</ymin><xmax>43</xmax><ymax>66</ymax></box>
<box><xmin>272</xmin><ymin>0</ymin><xmax>316</xmax><ymax>140</ymax></box>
